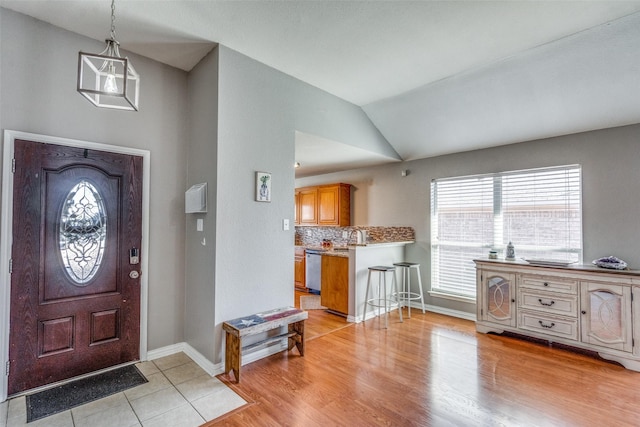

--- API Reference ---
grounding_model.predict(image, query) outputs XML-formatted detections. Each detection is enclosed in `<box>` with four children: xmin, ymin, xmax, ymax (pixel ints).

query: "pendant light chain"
<box><xmin>110</xmin><ymin>0</ymin><xmax>117</xmax><ymax>40</ymax></box>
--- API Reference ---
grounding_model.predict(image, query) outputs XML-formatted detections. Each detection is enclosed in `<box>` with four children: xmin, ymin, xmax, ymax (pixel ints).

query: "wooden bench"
<box><xmin>222</xmin><ymin>307</ymin><xmax>308</xmax><ymax>383</ymax></box>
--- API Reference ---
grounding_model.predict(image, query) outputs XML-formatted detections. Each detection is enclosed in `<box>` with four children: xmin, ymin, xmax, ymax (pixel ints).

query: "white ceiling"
<box><xmin>3</xmin><ymin>1</ymin><xmax>640</xmax><ymax>176</ymax></box>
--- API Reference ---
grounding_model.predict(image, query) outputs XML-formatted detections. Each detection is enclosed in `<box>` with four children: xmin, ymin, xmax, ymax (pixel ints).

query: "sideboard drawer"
<box><xmin>518</xmin><ymin>310</ymin><xmax>579</xmax><ymax>341</ymax></box>
<box><xmin>519</xmin><ymin>291</ymin><xmax>578</xmax><ymax>318</ymax></box>
<box><xmin>520</xmin><ymin>275</ymin><xmax>578</xmax><ymax>295</ymax></box>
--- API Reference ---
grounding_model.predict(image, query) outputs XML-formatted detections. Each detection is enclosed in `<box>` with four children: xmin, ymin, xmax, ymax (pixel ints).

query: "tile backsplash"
<box><xmin>295</xmin><ymin>226</ymin><xmax>415</xmax><ymax>247</ymax></box>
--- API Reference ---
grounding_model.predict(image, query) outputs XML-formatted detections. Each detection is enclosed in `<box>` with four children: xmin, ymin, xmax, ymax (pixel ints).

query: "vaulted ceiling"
<box><xmin>3</xmin><ymin>1</ymin><xmax>640</xmax><ymax>177</ymax></box>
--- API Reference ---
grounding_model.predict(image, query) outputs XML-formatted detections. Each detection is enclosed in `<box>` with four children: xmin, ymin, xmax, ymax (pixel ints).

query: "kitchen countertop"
<box><xmin>297</xmin><ymin>241</ymin><xmax>414</xmax><ymax>258</ymax></box>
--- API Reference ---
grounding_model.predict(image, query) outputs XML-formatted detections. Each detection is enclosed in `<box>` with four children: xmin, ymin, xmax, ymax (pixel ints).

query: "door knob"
<box><xmin>129</xmin><ymin>271</ymin><xmax>140</xmax><ymax>279</ymax></box>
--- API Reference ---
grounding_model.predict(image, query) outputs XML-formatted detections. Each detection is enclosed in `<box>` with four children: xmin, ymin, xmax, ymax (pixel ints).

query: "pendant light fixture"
<box><xmin>77</xmin><ymin>0</ymin><xmax>140</xmax><ymax>111</ymax></box>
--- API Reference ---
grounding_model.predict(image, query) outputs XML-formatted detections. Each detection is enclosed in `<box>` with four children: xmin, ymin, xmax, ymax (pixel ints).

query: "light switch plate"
<box><xmin>283</xmin><ymin>219</ymin><xmax>290</xmax><ymax>231</ymax></box>
<box><xmin>197</xmin><ymin>218</ymin><xmax>204</xmax><ymax>231</ymax></box>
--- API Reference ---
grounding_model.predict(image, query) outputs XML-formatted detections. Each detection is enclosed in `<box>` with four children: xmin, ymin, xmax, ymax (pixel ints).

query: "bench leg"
<box><xmin>225</xmin><ymin>332</ymin><xmax>241</xmax><ymax>383</ymax></box>
<box><xmin>288</xmin><ymin>320</ymin><xmax>305</xmax><ymax>356</ymax></box>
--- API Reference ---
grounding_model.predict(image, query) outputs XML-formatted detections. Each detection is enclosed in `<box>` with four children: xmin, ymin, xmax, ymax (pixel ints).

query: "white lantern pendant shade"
<box><xmin>77</xmin><ymin>1</ymin><xmax>140</xmax><ymax>111</ymax></box>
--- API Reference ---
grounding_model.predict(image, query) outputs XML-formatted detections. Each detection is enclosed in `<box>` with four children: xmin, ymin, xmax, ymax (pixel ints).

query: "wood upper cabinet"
<box><xmin>297</xmin><ymin>188</ymin><xmax>318</xmax><ymax>225</ymax></box>
<box><xmin>320</xmin><ymin>255</ymin><xmax>349</xmax><ymax>314</ymax></box>
<box><xmin>294</xmin><ymin>247</ymin><xmax>306</xmax><ymax>290</ymax></box>
<box><xmin>294</xmin><ymin>183</ymin><xmax>351</xmax><ymax>226</ymax></box>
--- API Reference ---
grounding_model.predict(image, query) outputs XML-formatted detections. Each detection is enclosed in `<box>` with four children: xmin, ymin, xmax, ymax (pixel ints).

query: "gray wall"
<box><xmin>184</xmin><ymin>47</ymin><xmax>219</xmax><ymax>360</ymax></box>
<box><xmin>182</xmin><ymin>45</ymin><xmax>392</xmax><ymax>364</ymax></box>
<box><xmin>0</xmin><ymin>9</ymin><xmax>188</xmax><ymax>350</ymax></box>
<box><xmin>296</xmin><ymin>124</ymin><xmax>640</xmax><ymax>315</ymax></box>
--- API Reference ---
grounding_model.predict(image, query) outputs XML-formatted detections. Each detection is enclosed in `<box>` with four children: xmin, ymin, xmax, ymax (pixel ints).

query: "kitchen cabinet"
<box><xmin>321</xmin><ymin>255</ymin><xmax>349</xmax><ymax>315</ymax></box>
<box><xmin>294</xmin><ymin>247</ymin><xmax>306</xmax><ymax>290</ymax></box>
<box><xmin>318</xmin><ymin>184</ymin><xmax>350</xmax><ymax>226</ymax></box>
<box><xmin>294</xmin><ymin>183</ymin><xmax>351</xmax><ymax>226</ymax></box>
<box><xmin>296</xmin><ymin>188</ymin><xmax>318</xmax><ymax>225</ymax></box>
<box><xmin>475</xmin><ymin>259</ymin><xmax>640</xmax><ymax>371</ymax></box>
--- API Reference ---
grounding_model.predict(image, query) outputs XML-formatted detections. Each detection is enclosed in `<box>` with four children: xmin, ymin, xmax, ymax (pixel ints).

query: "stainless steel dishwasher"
<box><xmin>305</xmin><ymin>249</ymin><xmax>324</xmax><ymax>293</ymax></box>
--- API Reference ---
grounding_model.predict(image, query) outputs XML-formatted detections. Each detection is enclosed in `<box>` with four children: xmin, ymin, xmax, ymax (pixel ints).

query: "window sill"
<box><xmin>428</xmin><ymin>291</ymin><xmax>475</xmax><ymax>304</ymax></box>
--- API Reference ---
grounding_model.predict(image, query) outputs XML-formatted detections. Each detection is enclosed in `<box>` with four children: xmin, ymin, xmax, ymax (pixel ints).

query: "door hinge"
<box><xmin>5</xmin><ymin>361</ymin><xmax>9</xmax><ymax>375</ymax></box>
<box><xmin>9</xmin><ymin>258</ymin><xmax>12</xmax><ymax>274</ymax></box>
<box><xmin>12</xmin><ymin>158</ymin><xmax>16</xmax><ymax>173</ymax></box>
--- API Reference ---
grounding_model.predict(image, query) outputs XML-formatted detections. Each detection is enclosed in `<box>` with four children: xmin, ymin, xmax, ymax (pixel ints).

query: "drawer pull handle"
<box><xmin>538</xmin><ymin>320</ymin><xmax>555</xmax><ymax>329</ymax></box>
<box><xmin>543</xmin><ymin>282</ymin><xmax>549</xmax><ymax>287</ymax></box>
<box><xmin>538</xmin><ymin>299</ymin><xmax>555</xmax><ymax>307</ymax></box>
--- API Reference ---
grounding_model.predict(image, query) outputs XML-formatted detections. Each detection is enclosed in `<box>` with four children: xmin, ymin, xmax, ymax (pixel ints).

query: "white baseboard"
<box><xmin>348</xmin><ymin>303</ymin><xmax>476</xmax><ymax>324</ymax></box>
<box><xmin>422</xmin><ymin>303</ymin><xmax>476</xmax><ymax>321</ymax></box>
<box><xmin>146</xmin><ymin>339</ymin><xmax>290</xmax><ymax>377</ymax></box>
<box><xmin>147</xmin><ymin>342</ymin><xmax>222</xmax><ymax>376</ymax></box>
<box><xmin>146</xmin><ymin>343</ymin><xmax>186</xmax><ymax>361</ymax></box>
<box><xmin>183</xmin><ymin>345</ymin><xmax>223</xmax><ymax>376</ymax></box>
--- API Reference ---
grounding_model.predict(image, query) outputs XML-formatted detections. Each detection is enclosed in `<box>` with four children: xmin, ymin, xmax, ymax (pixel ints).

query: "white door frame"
<box><xmin>0</xmin><ymin>130</ymin><xmax>151</xmax><ymax>402</ymax></box>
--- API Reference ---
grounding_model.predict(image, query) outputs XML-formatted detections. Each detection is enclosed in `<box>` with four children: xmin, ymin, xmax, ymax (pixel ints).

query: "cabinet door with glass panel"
<box><xmin>478</xmin><ymin>269</ymin><xmax>517</xmax><ymax>328</ymax></box>
<box><xmin>580</xmin><ymin>281</ymin><xmax>632</xmax><ymax>353</ymax></box>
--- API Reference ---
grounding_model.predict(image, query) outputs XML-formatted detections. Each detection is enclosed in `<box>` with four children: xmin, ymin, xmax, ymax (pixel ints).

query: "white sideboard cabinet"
<box><xmin>475</xmin><ymin>259</ymin><xmax>640</xmax><ymax>371</ymax></box>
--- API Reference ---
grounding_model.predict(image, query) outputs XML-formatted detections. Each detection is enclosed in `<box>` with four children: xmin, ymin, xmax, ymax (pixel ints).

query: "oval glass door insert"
<box><xmin>59</xmin><ymin>180</ymin><xmax>107</xmax><ymax>285</ymax></box>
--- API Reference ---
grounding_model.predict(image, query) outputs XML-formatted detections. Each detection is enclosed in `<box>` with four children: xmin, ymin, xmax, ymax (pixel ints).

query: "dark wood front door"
<box><xmin>8</xmin><ymin>139</ymin><xmax>143</xmax><ymax>395</ymax></box>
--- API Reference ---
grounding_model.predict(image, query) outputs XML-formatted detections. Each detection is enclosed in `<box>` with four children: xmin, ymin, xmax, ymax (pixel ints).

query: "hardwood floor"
<box><xmin>207</xmin><ymin>305</ymin><xmax>640</xmax><ymax>426</ymax></box>
<box><xmin>293</xmin><ymin>290</ymin><xmax>351</xmax><ymax>340</ymax></box>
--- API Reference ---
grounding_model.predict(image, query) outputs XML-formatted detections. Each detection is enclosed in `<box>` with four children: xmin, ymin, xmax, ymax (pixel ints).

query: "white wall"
<box><xmin>0</xmin><ymin>9</ymin><xmax>188</xmax><ymax>350</ymax></box>
<box><xmin>296</xmin><ymin>124</ymin><xmax>640</xmax><ymax>315</ymax></box>
<box><xmin>363</xmin><ymin>11</ymin><xmax>640</xmax><ymax>161</ymax></box>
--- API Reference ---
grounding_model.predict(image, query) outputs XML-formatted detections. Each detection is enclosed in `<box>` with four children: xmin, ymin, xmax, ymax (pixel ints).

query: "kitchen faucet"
<box><xmin>348</xmin><ymin>229</ymin><xmax>367</xmax><ymax>245</ymax></box>
<box><xmin>348</xmin><ymin>229</ymin><xmax>357</xmax><ymax>245</ymax></box>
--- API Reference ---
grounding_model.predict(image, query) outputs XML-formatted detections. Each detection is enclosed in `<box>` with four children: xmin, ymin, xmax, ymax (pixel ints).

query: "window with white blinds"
<box><xmin>430</xmin><ymin>165</ymin><xmax>582</xmax><ymax>300</ymax></box>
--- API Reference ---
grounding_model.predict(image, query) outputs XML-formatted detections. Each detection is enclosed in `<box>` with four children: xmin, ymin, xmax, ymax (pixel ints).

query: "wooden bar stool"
<box><xmin>393</xmin><ymin>262</ymin><xmax>426</xmax><ymax>318</ymax></box>
<box><xmin>364</xmin><ymin>266</ymin><xmax>403</xmax><ymax>328</ymax></box>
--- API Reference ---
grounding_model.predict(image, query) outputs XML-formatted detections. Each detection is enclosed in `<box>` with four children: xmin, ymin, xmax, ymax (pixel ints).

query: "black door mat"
<box><xmin>25</xmin><ymin>364</ymin><xmax>148</xmax><ymax>423</ymax></box>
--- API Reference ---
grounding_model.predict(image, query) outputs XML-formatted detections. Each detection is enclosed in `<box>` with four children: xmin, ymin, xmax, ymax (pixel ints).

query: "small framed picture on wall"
<box><xmin>256</xmin><ymin>171</ymin><xmax>271</xmax><ymax>202</ymax></box>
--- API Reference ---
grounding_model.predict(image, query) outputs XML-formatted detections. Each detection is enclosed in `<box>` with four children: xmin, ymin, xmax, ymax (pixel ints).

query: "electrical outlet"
<box><xmin>306</xmin><ymin>229</ymin><xmax>312</xmax><ymax>236</ymax></box>
<box><xmin>342</xmin><ymin>231</ymin><xmax>349</xmax><ymax>239</ymax></box>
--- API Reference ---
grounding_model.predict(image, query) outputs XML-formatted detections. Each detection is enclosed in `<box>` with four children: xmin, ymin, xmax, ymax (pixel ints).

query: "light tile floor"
<box><xmin>0</xmin><ymin>353</ymin><xmax>247</xmax><ymax>427</ymax></box>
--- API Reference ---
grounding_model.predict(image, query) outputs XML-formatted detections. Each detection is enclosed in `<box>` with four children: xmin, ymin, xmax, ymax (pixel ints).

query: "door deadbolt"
<box><xmin>129</xmin><ymin>248</ymin><xmax>140</xmax><ymax>265</ymax></box>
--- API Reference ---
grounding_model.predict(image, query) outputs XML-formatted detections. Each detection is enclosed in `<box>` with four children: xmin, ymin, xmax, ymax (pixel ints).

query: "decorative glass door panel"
<box><xmin>581</xmin><ymin>282</ymin><xmax>632</xmax><ymax>353</ymax></box>
<box><xmin>60</xmin><ymin>180</ymin><xmax>107</xmax><ymax>285</ymax></box>
<box><xmin>481</xmin><ymin>271</ymin><xmax>516</xmax><ymax>327</ymax></box>
<box><xmin>43</xmin><ymin>169</ymin><xmax>120</xmax><ymax>302</ymax></box>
